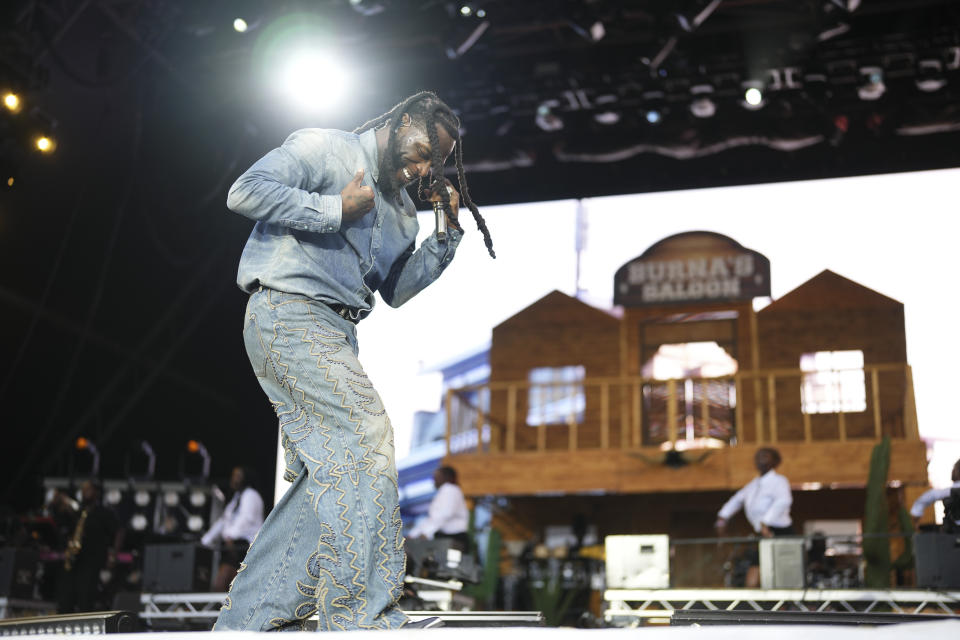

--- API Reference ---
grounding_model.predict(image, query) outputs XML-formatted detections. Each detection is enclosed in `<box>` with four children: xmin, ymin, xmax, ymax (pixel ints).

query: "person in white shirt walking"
<box><xmin>409</xmin><ymin>466</ymin><xmax>470</xmax><ymax>551</ymax></box>
<box><xmin>715</xmin><ymin>447</ymin><xmax>793</xmax><ymax>587</ymax></box>
<box><xmin>202</xmin><ymin>466</ymin><xmax>265</xmax><ymax>591</ymax></box>
<box><xmin>910</xmin><ymin>458</ymin><xmax>960</xmax><ymax>532</ymax></box>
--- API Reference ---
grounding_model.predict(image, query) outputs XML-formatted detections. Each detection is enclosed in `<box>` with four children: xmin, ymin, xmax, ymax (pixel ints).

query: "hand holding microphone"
<box><xmin>428</xmin><ymin>178</ymin><xmax>460</xmax><ymax>242</ymax></box>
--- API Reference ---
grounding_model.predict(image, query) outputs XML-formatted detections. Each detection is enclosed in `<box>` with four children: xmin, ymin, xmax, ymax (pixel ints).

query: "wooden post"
<box><xmin>837</xmin><ymin>409</ymin><xmax>847</xmax><ymax>441</ymax></box>
<box><xmin>803</xmin><ymin>408</ymin><xmax>812</xmax><ymax>444</ymax></box>
<box><xmin>871</xmin><ymin>368</ymin><xmax>882</xmax><ymax>439</ymax></box>
<box><xmin>568</xmin><ymin>409</ymin><xmax>578</xmax><ymax>451</ymax></box>
<box><xmin>666</xmin><ymin>379</ymin><xmax>678</xmax><ymax>446</ymax></box>
<box><xmin>476</xmin><ymin>389</ymin><xmax>485</xmax><ymax>453</ymax></box>
<box><xmin>445</xmin><ymin>388</ymin><xmax>454</xmax><ymax>455</ymax></box>
<box><xmin>734</xmin><ymin>376</ymin><xmax>744</xmax><ymax>444</ymax></box>
<box><xmin>749</xmin><ymin>306</ymin><xmax>763</xmax><ymax>445</ymax></box>
<box><xmin>600</xmin><ymin>382</ymin><xmax>610</xmax><ymax>449</ymax></box>
<box><xmin>506</xmin><ymin>386</ymin><xmax>517</xmax><ymax>453</ymax></box>
<box><xmin>767</xmin><ymin>375</ymin><xmax>778</xmax><ymax>444</ymax></box>
<box><xmin>632</xmin><ymin>382</ymin><xmax>642</xmax><ymax>447</ymax></box>
<box><xmin>904</xmin><ymin>365</ymin><xmax>920</xmax><ymax>440</ymax></box>
<box><xmin>699</xmin><ymin>379</ymin><xmax>709</xmax><ymax>439</ymax></box>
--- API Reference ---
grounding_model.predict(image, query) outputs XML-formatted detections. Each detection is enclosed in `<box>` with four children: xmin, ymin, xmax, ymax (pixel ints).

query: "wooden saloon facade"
<box><xmin>442</xmin><ymin>231</ymin><xmax>928</xmax><ymax>565</ymax></box>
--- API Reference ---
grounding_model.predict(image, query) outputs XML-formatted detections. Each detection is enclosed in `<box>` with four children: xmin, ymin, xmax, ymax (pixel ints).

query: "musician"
<box><xmin>213</xmin><ymin>91</ymin><xmax>493</xmax><ymax>631</ymax></box>
<box><xmin>56</xmin><ymin>480</ymin><xmax>118</xmax><ymax>613</ymax></box>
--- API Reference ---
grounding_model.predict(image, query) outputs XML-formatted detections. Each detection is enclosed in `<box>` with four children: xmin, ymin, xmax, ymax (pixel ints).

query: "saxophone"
<box><xmin>64</xmin><ymin>508</ymin><xmax>88</xmax><ymax>572</ymax></box>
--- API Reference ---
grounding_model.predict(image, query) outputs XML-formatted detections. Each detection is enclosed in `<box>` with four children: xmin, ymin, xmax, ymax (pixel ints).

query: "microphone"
<box><xmin>433</xmin><ymin>201</ymin><xmax>447</xmax><ymax>242</ymax></box>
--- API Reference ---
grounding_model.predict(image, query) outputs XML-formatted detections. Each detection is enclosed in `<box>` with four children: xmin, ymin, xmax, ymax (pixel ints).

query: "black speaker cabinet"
<box><xmin>914</xmin><ymin>532</ymin><xmax>960</xmax><ymax>589</ymax></box>
<box><xmin>0</xmin><ymin>548</ymin><xmax>39</xmax><ymax>599</ymax></box>
<box><xmin>142</xmin><ymin>544</ymin><xmax>212</xmax><ymax>593</ymax></box>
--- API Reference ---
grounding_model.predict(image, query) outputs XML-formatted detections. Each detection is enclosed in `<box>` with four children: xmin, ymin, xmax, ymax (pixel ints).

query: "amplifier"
<box><xmin>604</xmin><ymin>535</ymin><xmax>670</xmax><ymax>589</ymax></box>
<box><xmin>0</xmin><ymin>549</ymin><xmax>39</xmax><ymax>599</ymax></box>
<box><xmin>142</xmin><ymin>544</ymin><xmax>212</xmax><ymax>593</ymax></box>
<box><xmin>915</xmin><ymin>532</ymin><xmax>960</xmax><ymax>589</ymax></box>
<box><xmin>759</xmin><ymin>538</ymin><xmax>805</xmax><ymax>589</ymax></box>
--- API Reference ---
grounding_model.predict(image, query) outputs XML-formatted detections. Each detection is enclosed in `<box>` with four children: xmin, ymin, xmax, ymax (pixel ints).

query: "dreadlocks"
<box><xmin>354</xmin><ymin>91</ymin><xmax>496</xmax><ymax>259</ymax></box>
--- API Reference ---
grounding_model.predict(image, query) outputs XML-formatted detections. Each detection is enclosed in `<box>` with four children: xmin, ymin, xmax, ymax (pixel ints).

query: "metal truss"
<box><xmin>604</xmin><ymin>588</ymin><xmax>960</xmax><ymax>624</ymax></box>
<box><xmin>140</xmin><ymin>593</ymin><xmax>223</xmax><ymax>621</ymax></box>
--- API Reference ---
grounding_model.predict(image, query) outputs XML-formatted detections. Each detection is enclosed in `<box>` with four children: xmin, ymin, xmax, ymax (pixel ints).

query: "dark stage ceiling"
<box><xmin>1</xmin><ymin>0</ymin><xmax>958</xmax><ymax>508</ymax></box>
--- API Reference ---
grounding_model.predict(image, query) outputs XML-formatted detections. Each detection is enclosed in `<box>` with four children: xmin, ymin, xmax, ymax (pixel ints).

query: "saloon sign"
<box><xmin>614</xmin><ymin>231</ymin><xmax>770</xmax><ymax>306</ymax></box>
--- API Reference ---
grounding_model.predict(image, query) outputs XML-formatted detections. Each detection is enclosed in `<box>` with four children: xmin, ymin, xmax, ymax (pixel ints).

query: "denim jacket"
<box><xmin>227</xmin><ymin>128</ymin><xmax>462</xmax><ymax>321</ymax></box>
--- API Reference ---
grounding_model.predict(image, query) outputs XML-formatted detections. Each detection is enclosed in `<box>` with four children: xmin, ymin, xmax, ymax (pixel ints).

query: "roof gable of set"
<box><xmin>761</xmin><ymin>269</ymin><xmax>903</xmax><ymax>314</ymax></box>
<box><xmin>494</xmin><ymin>290</ymin><xmax>619</xmax><ymax>331</ymax></box>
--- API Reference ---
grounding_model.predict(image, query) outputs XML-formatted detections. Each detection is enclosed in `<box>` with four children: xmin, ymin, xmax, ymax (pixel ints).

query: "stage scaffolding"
<box><xmin>604</xmin><ymin>588</ymin><xmax>960</xmax><ymax>625</ymax></box>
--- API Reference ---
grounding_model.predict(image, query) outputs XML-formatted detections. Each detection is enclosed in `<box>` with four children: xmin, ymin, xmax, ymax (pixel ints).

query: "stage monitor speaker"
<box><xmin>915</xmin><ymin>532</ymin><xmax>960</xmax><ymax>589</ymax></box>
<box><xmin>0</xmin><ymin>611</ymin><xmax>138</xmax><ymax>635</ymax></box>
<box><xmin>759</xmin><ymin>537</ymin><xmax>804</xmax><ymax>589</ymax></box>
<box><xmin>0</xmin><ymin>549</ymin><xmax>39</xmax><ymax>599</ymax></box>
<box><xmin>604</xmin><ymin>535</ymin><xmax>670</xmax><ymax>589</ymax></box>
<box><xmin>142</xmin><ymin>543</ymin><xmax>212</xmax><ymax>593</ymax></box>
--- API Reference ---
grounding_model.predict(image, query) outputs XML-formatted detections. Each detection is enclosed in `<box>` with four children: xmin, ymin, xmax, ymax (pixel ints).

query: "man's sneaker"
<box><xmin>404</xmin><ymin>616</ymin><xmax>445</xmax><ymax>629</ymax></box>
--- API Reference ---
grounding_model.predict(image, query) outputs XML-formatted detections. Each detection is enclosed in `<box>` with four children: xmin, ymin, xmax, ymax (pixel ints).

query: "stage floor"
<box><xmin>89</xmin><ymin>619</ymin><xmax>960</xmax><ymax>638</ymax></box>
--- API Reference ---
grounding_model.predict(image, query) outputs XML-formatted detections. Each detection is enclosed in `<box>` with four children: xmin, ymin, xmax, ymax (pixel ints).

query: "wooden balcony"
<box><xmin>443</xmin><ymin>364</ymin><xmax>926</xmax><ymax>497</ymax></box>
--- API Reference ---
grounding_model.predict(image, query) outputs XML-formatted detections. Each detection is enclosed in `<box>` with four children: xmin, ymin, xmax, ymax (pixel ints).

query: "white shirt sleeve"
<box><xmin>410</xmin><ymin>485</ymin><xmax>462</xmax><ymax>539</ymax></box>
<box><xmin>201</xmin><ymin>517</ymin><xmax>225</xmax><ymax>547</ymax></box>
<box><xmin>223</xmin><ymin>488</ymin><xmax>265</xmax><ymax>542</ymax></box>
<box><xmin>760</xmin><ymin>473</ymin><xmax>793</xmax><ymax>527</ymax></box>
<box><xmin>717</xmin><ymin>483</ymin><xmax>749</xmax><ymax>521</ymax></box>
<box><xmin>910</xmin><ymin>487</ymin><xmax>951</xmax><ymax>518</ymax></box>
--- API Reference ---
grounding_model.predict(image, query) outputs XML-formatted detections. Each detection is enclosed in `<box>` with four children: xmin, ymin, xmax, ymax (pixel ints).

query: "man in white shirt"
<box><xmin>715</xmin><ymin>447</ymin><xmax>793</xmax><ymax>587</ymax></box>
<box><xmin>911</xmin><ymin>458</ymin><xmax>960</xmax><ymax>531</ymax></box>
<box><xmin>409</xmin><ymin>466</ymin><xmax>469</xmax><ymax>550</ymax></box>
<box><xmin>202</xmin><ymin>466</ymin><xmax>265</xmax><ymax>590</ymax></box>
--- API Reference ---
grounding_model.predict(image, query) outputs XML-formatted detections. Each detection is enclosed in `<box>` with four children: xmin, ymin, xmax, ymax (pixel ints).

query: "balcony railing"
<box><xmin>444</xmin><ymin>363</ymin><xmax>918</xmax><ymax>456</ymax></box>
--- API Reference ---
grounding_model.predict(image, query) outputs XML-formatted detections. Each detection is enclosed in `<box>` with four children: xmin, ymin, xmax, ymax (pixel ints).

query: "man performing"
<box><xmin>213</xmin><ymin>91</ymin><xmax>494</xmax><ymax>632</ymax></box>
<box><xmin>201</xmin><ymin>466</ymin><xmax>265</xmax><ymax>591</ymax></box>
<box><xmin>715</xmin><ymin>447</ymin><xmax>793</xmax><ymax>587</ymax></box>
<box><xmin>409</xmin><ymin>466</ymin><xmax>470</xmax><ymax>551</ymax></box>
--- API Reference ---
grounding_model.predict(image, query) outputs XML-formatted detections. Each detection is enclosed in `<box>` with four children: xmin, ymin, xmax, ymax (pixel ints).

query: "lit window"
<box><xmin>527</xmin><ymin>366</ymin><xmax>585</xmax><ymax>426</ymax></box>
<box><xmin>800</xmin><ymin>350</ymin><xmax>866</xmax><ymax>414</ymax></box>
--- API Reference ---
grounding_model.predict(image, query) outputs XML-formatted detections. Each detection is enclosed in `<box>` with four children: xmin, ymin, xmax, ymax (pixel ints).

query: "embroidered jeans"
<box><xmin>213</xmin><ymin>288</ymin><xmax>407</xmax><ymax>631</ymax></box>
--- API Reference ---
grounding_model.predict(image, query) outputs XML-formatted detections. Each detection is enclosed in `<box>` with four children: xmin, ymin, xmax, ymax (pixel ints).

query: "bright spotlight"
<box><xmin>35</xmin><ymin>136</ymin><xmax>56</xmax><ymax>153</ymax></box>
<box><xmin>233</xmin><ymin>18</ymin><xmax>248</xmax><ymax>33</ymax></box>
<box><xmin>460</xmin><ymin>5</ymin><xmax>473</xmax><ymax>16</ymax></box>
<box><xmin>744</xmin><ymin>87</ymin><xmax>763</xmax><ymax>106</ymax></box>
<box><xmin>645</xmin><ymin>109</ymin><xmax>661</xmax><ymax>124</ymax></box>
<box><xmin>3</xmin><ymin>92</ymin><xmax>20</xmax><ymax>113</ymax></box>
<box><xmin>279</xmin><ymin>51</ymin><xmax>348</xmax><ymax>113</ymax></box>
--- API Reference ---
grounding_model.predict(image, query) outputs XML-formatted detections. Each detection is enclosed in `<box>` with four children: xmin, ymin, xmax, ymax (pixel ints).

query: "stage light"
<box><xmin>645</xmin><ymin>109</ymin><xmax>661</xmax><ymax>124</ymax></box>
<box><xmin>3</xmin><ymin>92</ymin><xmax>21</xmax><ymax>113</ymax></box>
<box><xmin>593</xmin><ymin>111</ymin><xmax>620</xmax><ymax>125</ymax></box>
<box><xmin>187</xmin><ymin>515</ymin><xmax>204</xmax><ymax>532</ymax></box>
<box><xmin>163</xmin><ymin>490</ymin><xmax>180</xmax><ymax>507</ymax></box>
<box><xmin>75</xmin><ymin>437</ymin><xmax>88</xmax><ymax>450</ymax></box>
<box><xmin>130</xmin><ymin>514</ymin><xmax>148</xmax><ymax>531</ymax></box>
<box><xmin>233</xmin><ymin>18</ymin><xmax>248</xmax><ymax>33</ymax></box>
<box><xmin>460</xmin><ymin>5</ymin><xmax>473</xmax><ymax>16</ymax></box>
<box><xmin>349</xmin><ymin>0</ymin><xmax>386</xmax><ymax>17</ymax></box>
<box><xmin>857</xmin><ymin>66</ymin><xmax>885</xmax><ymax>100</ymax></box>
<box><xmin>916</xmin><ymin>59</ymin><xmax>946</xmax><ymax>92</ymax></box>
<box><xmin>105</xmin><ymin>488</ymin><xmax>122</xmax><ymax>505</ymax></box>
<box><xmin>534</xmin><ymin>102</ymin><xmax>564</xmax><ymax>132</ymax></box>
<box><xmin>187</xmin><ymin>440</ymin><xmax>200</xmax><ymax>453</ymax></box>
<box><xmin>477</xmin><ymin>8</ymin><xmax>486</xmax><ymax>18</ymax></box>
<box><xmin>134</xmin><ymin>490</ymin><xmax>151</xmax><ymax>507</ymax></box>
<box><xmin>689</xmin><ymin>84</ymin><xmax>716</xmax><ymax>118</ymax></box>
<box><xmin>279</xmin><ymin>50</ymin><xmax>348</xmax><ymax>113</ymax></box>
<box><xmin>744</xmin><ymin>87</ymin><xmax>763</xmax><ymax>106</ymax></box>
<box><xmin>35</xmin><ymin>135</ymin><xmax>56</xmax><ymax>153</ymax></box>
<box><xmin>6</xmin><ymin>177</ymin><xmax>13</xmax><ymax>187</ymax></box>
<box><xmin>189</xmin><ymin>489</ymin><xmax>207</xmax><ymax>507</ymax></box>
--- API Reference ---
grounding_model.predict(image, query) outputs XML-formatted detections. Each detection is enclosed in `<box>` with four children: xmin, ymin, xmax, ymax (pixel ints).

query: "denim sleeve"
<box><xmin>379</xmin><ymin>228</ymin><xmax>463</xmax><ymax>307</ymax></box>
<box><xmin>226</xmin><ymin>129</ymin><xmax>343</xmax><ymax>233</ymax></box>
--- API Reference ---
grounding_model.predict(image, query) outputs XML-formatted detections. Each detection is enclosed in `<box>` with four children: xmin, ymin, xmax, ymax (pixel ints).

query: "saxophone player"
<box><xmin>56</xmin><ymin>480</ymin><xmax>119</xmax><ymax>613</ymax></box>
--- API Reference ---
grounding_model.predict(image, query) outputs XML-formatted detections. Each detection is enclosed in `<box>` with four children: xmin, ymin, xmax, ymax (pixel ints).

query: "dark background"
<box><xmin>1</xmin><ymin>0</ymin><xmax>959</xmax><ymax>509</ymax></box>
